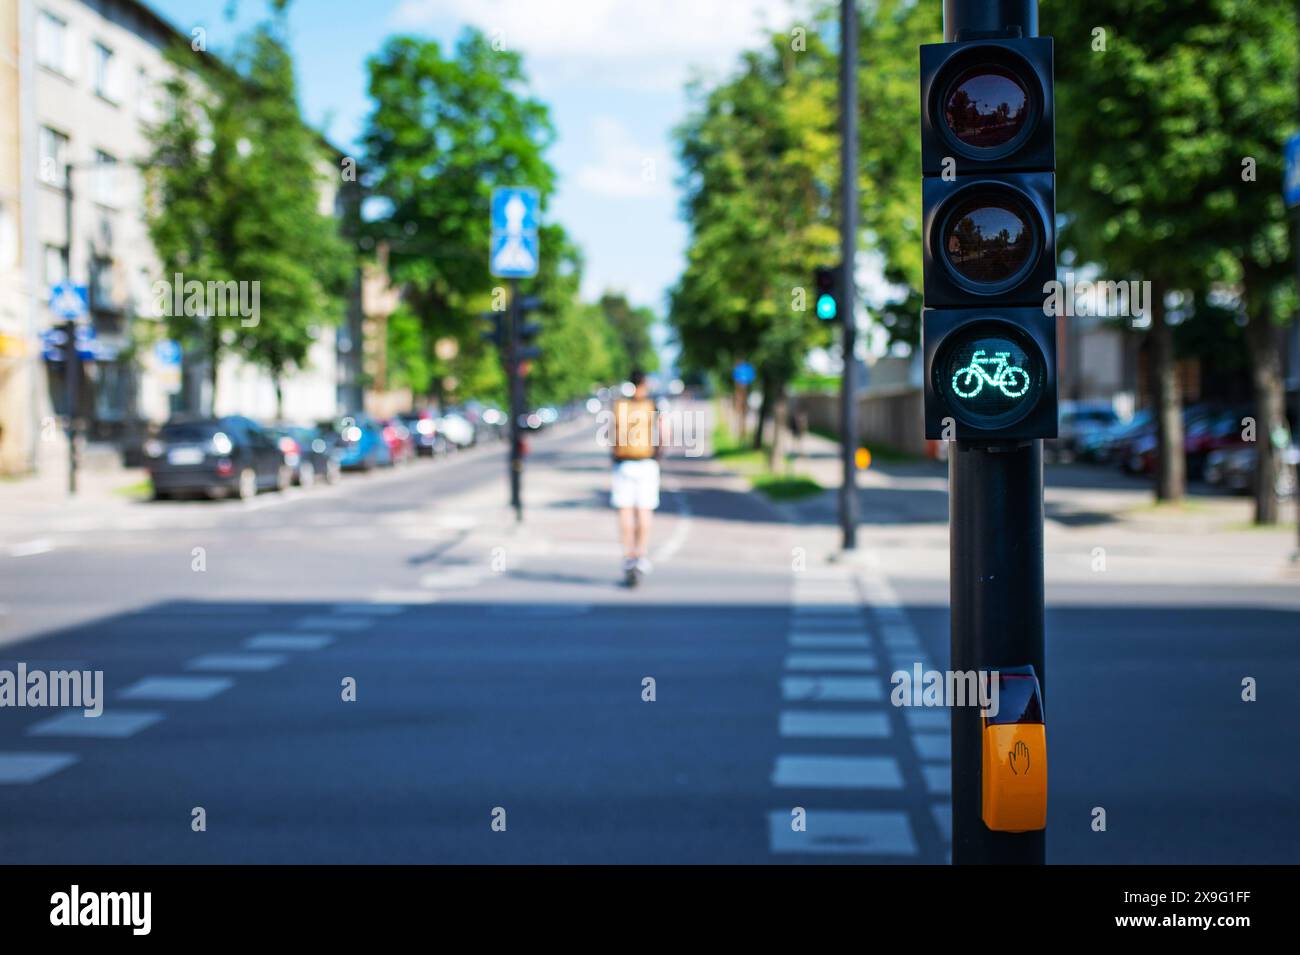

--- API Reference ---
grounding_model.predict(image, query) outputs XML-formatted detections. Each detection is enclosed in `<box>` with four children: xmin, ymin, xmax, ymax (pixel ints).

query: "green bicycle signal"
<box><xmin>951</xmin><ymin>349</ymin><xmax>1030</xmax><ymax>400</ymax></box>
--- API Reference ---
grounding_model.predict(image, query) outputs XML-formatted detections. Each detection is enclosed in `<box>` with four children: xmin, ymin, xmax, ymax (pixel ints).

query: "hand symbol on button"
<box><xmin>1008</xmin><ymin>740</ymin><xmax>1031</xmax><ymax>775</ymax></box>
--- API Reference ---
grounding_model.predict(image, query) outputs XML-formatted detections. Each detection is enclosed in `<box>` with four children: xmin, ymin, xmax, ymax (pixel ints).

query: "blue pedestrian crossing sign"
<box><xmin>490</xmin><ymin>187</ymin><xmax>540</xmax><ymax>279</ymax></box>
<box><xmin>49</xmin><ymin>282</ymin><xmax>88</xmax><ymax>321</ymax></box>
<box><xmin>1285</xmin><ymin>133</ymin><xmax>1300</xmax><ymax>209</ymax></box>
<box><xmin>733</xmin><ymin>362</ymin><xmax>756</xmax><ymax>386</ymax></box>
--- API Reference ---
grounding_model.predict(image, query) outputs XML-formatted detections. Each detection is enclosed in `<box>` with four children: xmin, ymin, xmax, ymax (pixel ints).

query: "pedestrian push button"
<box><xmin>981</xmin><ymin>665</ymin><xmax>1046</xmax><ymax>833</ymax></box>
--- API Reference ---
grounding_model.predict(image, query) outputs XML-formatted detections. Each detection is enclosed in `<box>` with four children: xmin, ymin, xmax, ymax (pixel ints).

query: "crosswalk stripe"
<box><xmin>771</xmin><ymin>755</ymin><xmax>904</xmax><ymax>789</ymax></box>
<box><xmin>186</xmin><ymin>653</ymin><xmax>287</xmax><ymax>672</ymax></box>
<box><xmin>789</xmin><ymin>633</ymin><xmax>870</xmax><ymax>648</ymax></box>
<box><xmin>118</xmin><ymin>676</ymin><xmax>233</xmax><ymax>701</ymax></box>
<box><xmin>244</xmin><ymin>634</ymin><xmax>334</xmax><ymax>651</ymax></box>
<box><xmin>779</xmin><ymin>710</ymin><xmax>890</xmax><ymax>739</ymax></box>
<box><xmin>783</xmin><ymin>653</ymin><xmax>877</xmax><ymax>672</ymax></box>
<box><xmin>26</xmin><ymin>710</ymin><xmax>164</xmax><ymax>739</ymax></box>
<box><xmin>767</xmin><ymin>810</ymin><xmax>918</xmax><ymax>856</ymax></box>
<box><xmin>0</xmin><ymin>752</ymin><xmax>79</xmax><ymax>783</ymax></box>
<box><xmin>781</xmin><ymin>675</ymin><xmax>883</xmax><ymax>702</ymax></box>
<box><xmin>293</xmin><ymin>616</ymin><xmax>372</xmax><ymax>631</ymax></box>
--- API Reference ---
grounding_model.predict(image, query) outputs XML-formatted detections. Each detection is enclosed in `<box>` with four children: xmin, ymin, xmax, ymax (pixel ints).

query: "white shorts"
<box><xmin>611</xmin><ymin>458</ymin><xmax>660</xmax><ymax>510</ymax></box>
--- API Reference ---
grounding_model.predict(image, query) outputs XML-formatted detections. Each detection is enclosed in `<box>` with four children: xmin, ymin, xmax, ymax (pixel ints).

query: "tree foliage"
<box><xmin>144</xmin><ymin>8</ymin><xmax>350</xmax><ymax>411</ymax></box>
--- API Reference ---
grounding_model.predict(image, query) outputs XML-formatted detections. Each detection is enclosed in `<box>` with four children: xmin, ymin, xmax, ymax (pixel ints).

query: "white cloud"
<box><xmin>391</xmin><ymin>0</ymin><xmax>805</xmax><ymax>91</ymax></box>
<box><xmin>574</xmin><ymin>116</ymin><xmax>673</xmax><ymax>199</ymax></box>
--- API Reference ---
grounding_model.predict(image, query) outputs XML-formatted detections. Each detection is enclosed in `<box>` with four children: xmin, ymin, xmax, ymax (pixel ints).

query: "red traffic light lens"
<box><xmin>944</xmin><ymin>67</ymin><xmax>1030</xmax><ymax>149</ymax></box>
<box><xmin>941</xmin><ymin>197</ymin><xmax>1034</xmax><ymax>286</ymax></box>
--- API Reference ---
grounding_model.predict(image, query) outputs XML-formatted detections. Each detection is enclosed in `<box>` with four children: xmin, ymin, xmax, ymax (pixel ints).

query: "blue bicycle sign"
<box><xmin>951</xmin><ymin>349</ymin><xmax>1030</xmax><ymax>400</ymax></box>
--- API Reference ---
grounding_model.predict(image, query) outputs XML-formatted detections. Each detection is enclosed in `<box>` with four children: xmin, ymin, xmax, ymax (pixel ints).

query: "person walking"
<box><xmin>610</xmin><ymin>370</ymin><xmax>668</xmax><ymax>587</ymax></box>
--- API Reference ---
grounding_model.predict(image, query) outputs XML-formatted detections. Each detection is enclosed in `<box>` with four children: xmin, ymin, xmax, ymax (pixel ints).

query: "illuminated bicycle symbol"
<box><xmin>951</xmin><ymin>350</ymin><xmax>1030</xmax><ymax>400</ymax></box>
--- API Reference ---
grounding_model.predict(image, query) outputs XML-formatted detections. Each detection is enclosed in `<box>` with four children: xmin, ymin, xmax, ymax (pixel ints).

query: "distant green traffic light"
<box><xmin>816</xmin><ymin>293</ymin><xmax>838</xmax><ymax>320</ymax></box>
<box><xmin>813</xmin><ymin>265</ymin><xmax>839</xmax><ymax>322</ymax></box>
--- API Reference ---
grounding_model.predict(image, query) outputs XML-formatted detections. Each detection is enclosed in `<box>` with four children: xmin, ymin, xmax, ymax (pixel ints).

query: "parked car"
<box><xmin>268</xmin><ymin>424</ymin><xmax>342</xmax><ymax>488</ymax></box>
<box><xmin>1184</xmin><ymin>407</ymin><xmax>1250</xmax><ymax>479</ymax></box>
<box><xmin>145</xmin><ymin>416</ymin><xmax>289</xmax><ymax>500</ymax></box>
<box><xmin>1046</xmin><ymin>401</ymin><xmax>1122</xmax><ymax>463</ymax></box>
<box><xmin>381</xmin><ymin>417</ymin><xmax>417</xmax><ymax>464</ymax></box>
<box><xmin>398</xmin><ymin>410</ymin><xmax>447</xmax><ymax>457</ymax></box>
<box><xmin>438</xmin><ymin>409</ymin><xmax>476</xmax><ymax>448</ymax></box>
<box><xmin>318</xmin><ymin>414</ymin><xmax>392</xmax><ymax>471</ymax></box>
<box><xmin>1205</xmin><ymin>442</ymin><xmax>1299</xmax><ymax>498</ymax></box>
<box><xmin>1078</xmin><ymin>409</ymin><xmax>1151</xmax><ymax>464</ymax></box>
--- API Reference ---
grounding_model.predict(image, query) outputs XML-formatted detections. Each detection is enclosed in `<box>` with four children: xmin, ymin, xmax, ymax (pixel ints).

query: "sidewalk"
<box><xmin>769</xmin><ymin>428</ymin><xmax>1300</xmax><ymax>585</ymax></box>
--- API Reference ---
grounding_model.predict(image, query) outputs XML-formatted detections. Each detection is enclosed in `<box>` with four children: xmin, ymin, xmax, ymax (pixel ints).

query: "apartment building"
<box><xmin>0</xmin><ymin>0</ymin><xmax>356</xmax><ymax>476</ymax></box>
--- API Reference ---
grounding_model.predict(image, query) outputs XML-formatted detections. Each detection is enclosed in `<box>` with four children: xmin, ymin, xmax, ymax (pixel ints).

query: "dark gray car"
<box><xmin>145</xmin><ymin>416</ymin><xmax>290</xmax><ymax>500</ymax></box>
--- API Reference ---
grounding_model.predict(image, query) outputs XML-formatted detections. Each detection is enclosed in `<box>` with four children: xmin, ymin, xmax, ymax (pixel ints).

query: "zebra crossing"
<box><xmin>768</xmin><ymin>566</ymin><xmax>951</xmax><ymax>861</ymax></box>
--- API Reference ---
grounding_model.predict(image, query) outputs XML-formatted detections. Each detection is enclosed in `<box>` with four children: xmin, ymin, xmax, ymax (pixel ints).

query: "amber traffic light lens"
<box><xmin>944</xmin><ymin>67</ymin><xmax>1030</xmax><ymax>149</ymax></box>
<box><xmin>941</xmin><ymin>197</ymin><xmax>1034</xmax><ymax>285</ymax></box>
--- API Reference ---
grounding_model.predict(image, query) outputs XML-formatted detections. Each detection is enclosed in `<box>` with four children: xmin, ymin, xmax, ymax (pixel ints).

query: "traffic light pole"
<box><xmin>507</xmin><ymin>278</ymin><xmax>523</xmax><ymax>522</ymax></box>
<box><xmin>64</xmin><ymin>170</ymin><xmax>78</xmax><ymax>496</ymax></box>
<box><xmin>944</xmin><ymin>0</ymin><xmax>1046</xmax><ymax>866</ymax></box>
<box><xmin>837</xmin><ymin>0</ymin><xmax>859</xmax><ymax>551</ymax></box>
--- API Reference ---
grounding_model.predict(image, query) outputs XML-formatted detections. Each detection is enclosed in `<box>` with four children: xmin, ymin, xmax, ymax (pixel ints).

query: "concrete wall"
<box><xmin>790</xmin><ymin>385</ymin><xmax>929</xmax><ymax>458</ymax></box>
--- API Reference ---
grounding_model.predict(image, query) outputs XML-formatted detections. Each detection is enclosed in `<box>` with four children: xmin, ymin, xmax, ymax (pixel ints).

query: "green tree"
<box><xmin>361</xmin><ymin>29</ymin><xmax>558</xmax><ymax>403</ymax></box>
<box><xmin>1046</xmin><ymin>0</ymin><xmax>1298</xmax><ymax>516</ymax></box>
<box><xmin>596</xmin><ymin>293</ymin><xmax>658</xmax><ymax>375</ymax></box>
<box><xmin>144</xmin><ymin>4</ymin><xmax>349</xmax><ymax>415</ymax></box>
<box><xmin>670</xmin><ymin>29</ymin><xmax>840</xmax><ymax>448</ymax></box>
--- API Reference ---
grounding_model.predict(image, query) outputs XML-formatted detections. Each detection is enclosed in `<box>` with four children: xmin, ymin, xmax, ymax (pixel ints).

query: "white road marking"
<box><xmin>0</xmin><ymin>752</ymin><xmax>79</xmax><ymax>784</ymax></box>
<box><xmin>244</xmin><ymin>634</ymin><xmax>334</xmax><ymax>651</ymax></box>
<box><xmin>186</xmin><ymin>653</ymin><xmax>287</xmax><ymax>672</ymax></box>
<box><xmin>651</xmin><ymin>480</ymin><xmax>692</xmax><ymax>563</ymax></box>
<box><xmin>768</xmin><ymin>810</ymin><xmax>917</xmax><ymax>856</ymax></box>
<box><xmin>118</xmin><ymin>676</ymin><xmax>233</xmax><ymax>701</ymax></box>
<box><xmin>783</xmin><ymin>653</ymin><xmax>877</xmax><ymax>672</ymax></box>
<box><xmin>788</xmin><ymin>633</ymin><xmax>870</xmax><ymax>648</ymax></box>
<box><xmin>771</xmin><ymin>755</ymin><xmax>904</xmax><ymax>789</ymax></box>
<box><xmin>10</xmin><ymin>539</ymin><xmax>54</xmax><ymax>558</ymax></box>
<box><xmin>779</xmin><ymin>710</ymin><xmax>890</xmax><ymax>739</ymax></box>
<box><xmin>904</xmin><ymin>709</ymin><xmax>951</xmax><ymax>732</ymax></box>
<box><xmin>782</xmin><ymin>676</ymin><xmax>883</xmax><ymax>702</ymax></box>
<box><xmin>293</xmin><ymin>616</ymin><xmax>372</xmax><ymax>631</ymax></box>
<box><xmin>27</xmin><ymin>710</ymin><xmax>164</xmax><ymax>738</ymax></box>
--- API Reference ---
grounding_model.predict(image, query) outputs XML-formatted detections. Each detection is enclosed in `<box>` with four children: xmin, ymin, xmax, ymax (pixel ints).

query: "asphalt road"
<box><xmin>0</xmin><ymin>415</ymin><xmax>1296</xmax><ymax>863</ymax></box>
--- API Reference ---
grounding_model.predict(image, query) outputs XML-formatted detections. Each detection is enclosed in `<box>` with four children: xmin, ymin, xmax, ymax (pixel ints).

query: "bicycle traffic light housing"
<box><xmin>920</xmin><ymin>34</ymin><xmax>1057</xmax><ymax>441</ymax></box>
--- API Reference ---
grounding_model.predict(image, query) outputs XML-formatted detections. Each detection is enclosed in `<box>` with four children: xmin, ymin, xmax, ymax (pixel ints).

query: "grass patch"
<box><xmin>114</xmin><ymin>479</ymin><xmax>152</xmax><ymax>498</ymax></box>
<box><xmin>712</xmin><ymin>408</ymin><xmax>824</xmax><ymax>501</ymax></box>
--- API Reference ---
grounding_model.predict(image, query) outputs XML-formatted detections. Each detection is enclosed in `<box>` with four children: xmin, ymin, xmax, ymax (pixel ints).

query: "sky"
<box><xmin>147</xmin><ymin>0</ymin><xmax>810</xmax><ymax>322</ymax></box>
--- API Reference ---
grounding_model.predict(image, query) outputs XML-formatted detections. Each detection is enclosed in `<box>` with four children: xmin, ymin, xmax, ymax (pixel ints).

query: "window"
<box><xmin>136</xmin><ymin>68</ymin><xmax>159</xmax><ymax>122</ymax></box>
<box><xmin>39</xmin><ymin>127</ymin><xmax>68</xmax><ymax>187</ymax></box>
<box><xmin>0</xmin><ymin>203</ymin><xmax>16</xmax><ymax>271</ymax></box>
<box><xmin>90</xmin><ymin>255</ymin><xmax>114</xmax><ymax>305</ymax></box>
<box><xmin>43</xmin><ymin>245</ymin><xmax>67</xmax><ymax>287</ymax></box>
<box><xmin>36</xmin><ymin>11</ymin><xmax>73</xmax><ymax>76</ymax></box>
<box><xmin>93</xmin><ymin>42</ymin><xmax>120</xmax><ymax>102</ymax></box>
<box><xmin>94</xmin><ymin>150</ymin><xmax>118</xmax><ymax>205</ymax></box>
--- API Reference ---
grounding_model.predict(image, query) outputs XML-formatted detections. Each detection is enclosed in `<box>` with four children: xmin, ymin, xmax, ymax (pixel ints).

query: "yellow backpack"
<box><xmin>612</xmin><ymin>399</ymin><xmax>657</xmax><ymax>460</ymax></box>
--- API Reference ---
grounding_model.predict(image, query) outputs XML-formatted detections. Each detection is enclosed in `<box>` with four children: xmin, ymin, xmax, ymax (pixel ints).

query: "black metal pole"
<box><xmin>64</xmin><ymin>171</ymin><xmax>78</xmax><ymax>496</ymax></box>
<box><xmin>508</xmin><ymin>278</ymin><xmax>523</xmax><ymax>521</ymax></box>
<box><xmin>946</xmin><ymin>0</ymin><xmax>1046</xmax><ymax>866</ymax></box>
<box><xmin>838</xmin><ymin>0</ymin><xmax>859</xmax><ymax>550</ymax></box>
